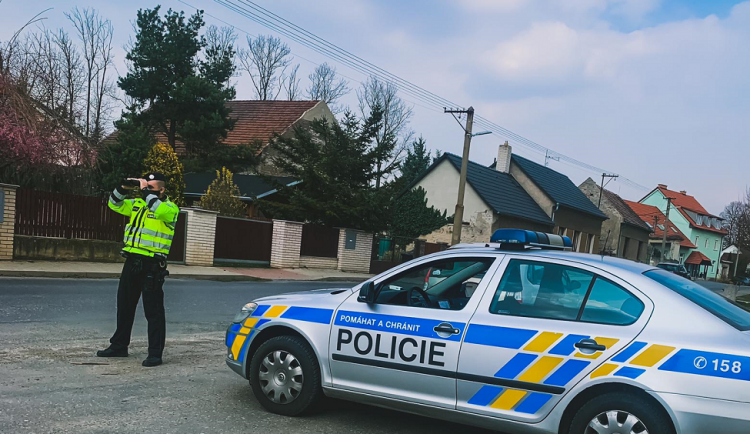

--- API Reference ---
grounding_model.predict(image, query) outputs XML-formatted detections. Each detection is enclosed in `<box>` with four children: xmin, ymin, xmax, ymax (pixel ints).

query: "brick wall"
<box><xmin>183</xmin><ymin>208</ymin><xmax>218</xmax><ymax>266</ymax></box>
<box><xmin>0</xmin><ymin>184</ymin><xmax>18</xmax><ymax>260</ymax></box>
<box><xmin>337</xmin><ymin>229</ymin><xmax>373</xmax><ymax>273</ymax></box>
<box><xmin>300</xmin><ymin>255</ymin><xmax>337</xmax><ymax>269</ymax></box>
<box><xmin>270</xmin><ymin>220</ymin><xmax>303</xmax><ymax>268</ymax></box>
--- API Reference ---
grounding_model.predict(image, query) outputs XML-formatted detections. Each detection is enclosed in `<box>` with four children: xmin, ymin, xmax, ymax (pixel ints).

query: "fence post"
<box><xmin>270</xmin><ymin>220</ymin><xmax>303</xmax><ymax>269</ymax></box>
<box><xmin>183</xmin><ymin>208</ymin><xmax>218</xmax><ymax>266</ymax></box>
<box><xmin>0</xmin><ymin>184</ymin><xmax>19</xmax><ymax>260</ymax></box>
<box><xmin>337</xmin><ymin>228</ymin><xmax>373</xmax><ymax>273</ymax></box>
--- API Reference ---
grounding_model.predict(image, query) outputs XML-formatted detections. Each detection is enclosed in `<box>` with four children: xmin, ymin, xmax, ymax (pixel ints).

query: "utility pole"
<box><xmin>444</xmin><ymin>107</ymin><xmax>474</xmax><ymax>245</ymax></box>
<box><xmin>661</xmin><ymin>197</ymin><xmax>674</xmax><ymax>261</ymax></box>
<box><xmin>544</xmin><ymin>150</ymin><xmax>559</xmax><ymax>167</ymax></box>
<box><xmin>598</xmin><ymin>173</ymin><xmax>619</xmax><ymax>208</ymax></box>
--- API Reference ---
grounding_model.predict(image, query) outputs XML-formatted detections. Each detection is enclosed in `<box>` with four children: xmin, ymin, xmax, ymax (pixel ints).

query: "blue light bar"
<box><xmin>490</xmin><ymin>229</ymin><xmax>573</xmax><ymax>251</ymax></box>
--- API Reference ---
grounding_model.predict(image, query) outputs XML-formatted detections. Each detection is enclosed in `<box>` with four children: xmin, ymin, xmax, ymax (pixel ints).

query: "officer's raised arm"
<box><xmin>108</xmin><ymin>181</ymin><xmax>136</xmax><ymax>216</ymax></box>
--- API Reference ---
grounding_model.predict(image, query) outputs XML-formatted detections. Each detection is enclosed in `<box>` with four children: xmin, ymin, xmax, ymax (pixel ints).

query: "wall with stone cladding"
<box><xmin>270</xmin><ymin>220</ymin><xmax>303</xmax><ymax>268</ymax></box>
<box><xmin>422</xmin><ymin>210</ymin><xmax>496</xmax><ymax>244</ymax></box>
<box><xmin>183</xmin><ymin>208</ymin><xmax>218</xmax><ymax>266</ymax></box>
<box><xmin>337</xmin><ymin>229</ymin><xmax>373</xmax><ymax>273</ymax></box>
<box><xmin>300</xmin><ymin>255</ymin><xmax>337</xmax><ymax>269</ymax></box>
<box><xmin>0</xmin><ymin>184</ymin><xmax>18</xmax><ymax>260</ymax></box>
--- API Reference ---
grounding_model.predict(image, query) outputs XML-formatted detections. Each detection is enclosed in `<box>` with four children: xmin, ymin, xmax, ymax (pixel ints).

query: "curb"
<box><xmin>0</xmin><ymin>271</ymin><xmax>267</xmax><ymax>282</ymax></box>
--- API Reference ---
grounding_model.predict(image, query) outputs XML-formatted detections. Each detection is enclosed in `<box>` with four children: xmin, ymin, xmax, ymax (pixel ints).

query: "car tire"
<box><xmin>567</xmin><ymin>392</ymin><xmax>674</xmax><ymax>434</ymax></box>
<box><xmin>248</xmin><ymin>335</ymin><xmax>323</xmax><ymax>416</ymax></box>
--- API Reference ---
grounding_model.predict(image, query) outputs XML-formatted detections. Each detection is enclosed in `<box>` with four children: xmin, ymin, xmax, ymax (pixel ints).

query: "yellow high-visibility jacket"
<box><xmin>108</xmin><ymin>186</ymin><xmax>179</xmax><ymax>258</ymax></box>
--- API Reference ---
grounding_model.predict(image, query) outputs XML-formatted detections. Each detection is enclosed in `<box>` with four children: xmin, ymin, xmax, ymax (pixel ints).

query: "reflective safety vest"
<box><xmin>108</xmin><ymin>187</ymin><xmax>179</xmax><ymax>258</ymax></box>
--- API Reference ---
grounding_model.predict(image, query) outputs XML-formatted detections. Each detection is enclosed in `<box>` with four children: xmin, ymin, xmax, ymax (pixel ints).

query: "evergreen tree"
<box><xmin>258</xmin><ymin>107</ymin><xmax>388</xmax><ymax>231</ymax></box>
<box><xmin>143</xmin><ymin>143</ymin><xmax>186</xmax><ymax>206</ymax></box>
<box><xmin>391</xmin><ymin>187</ymin><xmax>447</xmax><ymax>239</ymax></box>
<box><xmin>98</xmin><ymin>117</ymin><xmax>154</xmax><ymax>193</ymax></box>
<box><xmin>117</xmin><ymin>7</ymin><xmax>236</xmax><ymax>157</ymax></box>
<box><xmin>199</xmin><ymin>167</ymin><xmax>246</xmax><ymax>217</ymax></box>
<box><xmin>400</xmin><ymin>136</ymin><xmax>431</xmax><ymax>185</ymax></box>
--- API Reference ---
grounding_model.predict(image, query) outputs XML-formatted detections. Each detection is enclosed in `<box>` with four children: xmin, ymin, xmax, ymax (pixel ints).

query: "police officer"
<box><xmin>96</xmin><ymin>173</ymin><xmax>179</xmax><ymax>367</ymax></box>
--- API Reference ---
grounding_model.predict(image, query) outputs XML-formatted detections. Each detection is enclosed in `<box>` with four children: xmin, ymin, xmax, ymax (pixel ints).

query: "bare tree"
<box><xmin>66</xmin><ymin>7</ymin><xmax>115</xmax><ymax>141</ymax></box>
<box><xmin>53</xmin><ymin>29</ymin><xmax>83</xmax><ymax>125</ymax></box>
<box><xmin>284</xmin><ymin>64</ymin><xmax>300</xmax><ymax>101</ymax></box>
<box><xmin>237</xmin><ymin>35</ymin><xmax>291</xmax><ymax>100</ymax></box>
<box><xmin>357</xmin><ymin>76</ymin><xmax>413</xmax><ymax>188</ymax></box>
<box><xmin>306</xmin><ymin>62</ymin><xmax>348</xmax><ymax>110</ymax></box>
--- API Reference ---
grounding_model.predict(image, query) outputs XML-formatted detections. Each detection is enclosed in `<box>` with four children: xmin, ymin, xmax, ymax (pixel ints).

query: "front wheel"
<box><xmin>567</xmin><ymin>392</ymin><xmax>674</xmax><ymax>434</ymax></box>
<box><xmin>248</xmin><ymin>335</ymin><xmax>323</xmax><ymax>416</ymax></box>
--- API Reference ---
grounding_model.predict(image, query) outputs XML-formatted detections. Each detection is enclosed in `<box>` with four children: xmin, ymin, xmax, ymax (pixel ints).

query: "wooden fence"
<box><xmin>14</xmin><ymin>189</ymin><xmax>126</xmax><ymax>241</ymax></box>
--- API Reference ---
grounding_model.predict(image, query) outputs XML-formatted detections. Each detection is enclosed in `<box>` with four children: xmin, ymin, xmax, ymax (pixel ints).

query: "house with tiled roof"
<box><xmin>624</xmin><ymin>200</ymin><xmax>696</xmax><ymax>265</ymax></box>
<box><xmin>104</xmin><ymin>100</ymin><xmax>336</xmax><ymax>176</ymax></box>
<box><xmin>579</xmin><ymin>178</ymin><xmax>651</xmax><ymax>262</ymax></box>
<box><xmin>411</xmin><ymin>143</ymin><xmax>607</xmax><ymax>252</ymax></box>
<box><xmin>639</xmin><ymin>184</ymin><xmax>727</xmax><ymax>278</ymax></box>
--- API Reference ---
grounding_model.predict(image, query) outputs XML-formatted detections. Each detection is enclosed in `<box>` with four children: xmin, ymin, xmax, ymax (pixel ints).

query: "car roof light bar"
<box><xmin>489</xmin><ymin>229</ymin><xmax>573</xmax><ymax>251</ymax></box>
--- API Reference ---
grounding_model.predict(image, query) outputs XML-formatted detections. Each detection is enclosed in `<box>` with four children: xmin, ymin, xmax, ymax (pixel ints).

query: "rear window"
<box><xmin>644</xmin><ymin>269</ymin><xmax>750</xmax><ymax>331</ymax></box>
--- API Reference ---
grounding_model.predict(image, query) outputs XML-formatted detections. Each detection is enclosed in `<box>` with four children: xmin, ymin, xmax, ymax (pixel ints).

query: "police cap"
<box><xmin>145</xmin><ymin>172</ymin><xmax>166</xmax><ymax>182</ymax></box>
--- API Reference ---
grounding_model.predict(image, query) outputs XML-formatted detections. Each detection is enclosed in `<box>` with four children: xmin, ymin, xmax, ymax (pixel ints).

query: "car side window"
<box><xmin>375</xmin><ymin>258</ymin><xmax>494</xmax><ymax>310</ymax></box>
<box><xmin>490</xmin><ymin>259</ymin><xmax>593</xmax><ymax>321</ymax></box>
<box><xmin>580</xmin><ymin>278</ymin><xmax>644</xmax><ymax>325</ymax></box>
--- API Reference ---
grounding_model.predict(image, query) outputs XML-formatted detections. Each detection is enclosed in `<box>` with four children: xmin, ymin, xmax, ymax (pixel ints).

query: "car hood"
<box><xmin>251</xmin><ymin>286</ymin><xmax>356</xmax><ymax>309</ymax></box>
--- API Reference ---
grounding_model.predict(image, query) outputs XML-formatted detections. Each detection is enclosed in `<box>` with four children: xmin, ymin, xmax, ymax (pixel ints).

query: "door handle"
<box><xmin>575</xmin><ymin>339</ymin><xmax>607</xmax><ymax>352</ymax></box>
<box><xmin>433</xmin><ymin>323</ymin><xmax>460</xmax><ymax>335</ymax></box>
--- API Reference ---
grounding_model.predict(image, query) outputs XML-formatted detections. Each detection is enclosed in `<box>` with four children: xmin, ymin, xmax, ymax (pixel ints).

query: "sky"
<box><xmin>1</xmin><ymin>0</ymin><xmax>748</xmax><ymax>215</ymax></box>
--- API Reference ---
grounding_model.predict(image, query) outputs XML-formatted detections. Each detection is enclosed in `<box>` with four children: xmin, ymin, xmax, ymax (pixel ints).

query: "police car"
<box><xmin>225</xmin><ymin>229</ymin><xmax>750</xmax><ymax>434</ymax></box>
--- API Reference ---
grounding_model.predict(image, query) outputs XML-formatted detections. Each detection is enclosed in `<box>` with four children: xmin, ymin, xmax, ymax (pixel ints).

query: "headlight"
<box><xmin>233</xmin><ymin>302</ymin><xmax>258</xmax><ymax>323</ymax></box>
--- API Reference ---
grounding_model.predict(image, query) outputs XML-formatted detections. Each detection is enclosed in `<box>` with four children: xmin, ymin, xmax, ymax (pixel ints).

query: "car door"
<box><xmin>456</xmin><ymin>255</ymin><xmax>653</xmax><ymax>421</ymax></box>
<box><xmin>329</xmin><ymin>254</ymin><xmax>502</xmax><ymax>409</ymax></box>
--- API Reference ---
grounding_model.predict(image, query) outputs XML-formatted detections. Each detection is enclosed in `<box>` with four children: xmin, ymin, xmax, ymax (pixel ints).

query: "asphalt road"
<box><xmin>0</xmin><ymin>278</ymin><xmax>494</xmax><ymax>434</ymax></box>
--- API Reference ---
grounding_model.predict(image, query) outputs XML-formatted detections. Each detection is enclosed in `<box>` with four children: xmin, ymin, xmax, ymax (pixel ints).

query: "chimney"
<box><xmin>657</xmin><ymin>184</ymin><xmax>668</xmax><ymax>189</ymax></box>
<box><xmin>496</xmin><ymin>141</ymin><xmax>512</xmax><ymax>173</ymax></box>
<box><xmin>679</xmin><ymin>190</ymin><xmax>687</xmax><ymax>195</ymax></box>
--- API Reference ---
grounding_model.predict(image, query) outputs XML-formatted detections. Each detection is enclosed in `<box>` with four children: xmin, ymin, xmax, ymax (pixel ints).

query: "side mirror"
<box><xmin>357</xmin><ymin>281</ymin><xmax>376</xmax><ymax>304</ymax></box>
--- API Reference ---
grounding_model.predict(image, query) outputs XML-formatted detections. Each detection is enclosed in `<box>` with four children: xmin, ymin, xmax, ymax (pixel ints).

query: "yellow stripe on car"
<box><xmin>491</xmin><ymin>389</ymin><xmax>527</xmax><ymax>410</ymax></box>
<box><xmin>630</xmin><ymin>344</ymin><xmax>676</xmax><ymax>367</ymax></box>
<box><xmin>524</xmin><ymin>332</ymin><xmax>564</xmax><ymax>353</ymax></box>
<box><xmin>264</xmin><ymin>305</ymin><xmax>288</xmax><ymax>317</ymax></box>
<box><xmin>590</xmin><ymin>363</ymin><xmax>618</xmax><ymax>378</ymax></box>
<box><xmin>518</xmin><ymin>356</ymin><xmax>564</xmax><ymax>383</ymax></box>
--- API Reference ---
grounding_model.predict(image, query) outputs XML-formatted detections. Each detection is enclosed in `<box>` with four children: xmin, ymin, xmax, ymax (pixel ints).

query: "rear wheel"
<box><xmin>248</xmin><ymin>335</ymin><xmax>323</xmax><ymax>416</ymax></box>
<box><xmin>568</xmin><ymin>392</ymin><xmax>674</xmax><ymax>434</ymax></box>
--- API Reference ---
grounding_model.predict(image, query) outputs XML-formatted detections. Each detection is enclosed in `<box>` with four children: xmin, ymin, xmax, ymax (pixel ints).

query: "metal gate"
<box><xmin>369</xmin><ymin>236</ymin><xmax>448</xmax><ymax>274</ymax></box>
<box><xmin>300</xmin><ymin>224</ymin><xmax>339</xmax><ymax>258</ymax></box>
<box><xmin>167</xmin><ymin>212</ymin><xmax>187</xmax><ymax>263</ymax></box>
<box><xmin>214</xmin><ymin>216</ymin><xmax>273</xmax><ymax>263</ymax></box>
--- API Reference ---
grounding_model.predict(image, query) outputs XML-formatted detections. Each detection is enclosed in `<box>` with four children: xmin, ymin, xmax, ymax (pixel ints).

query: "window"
<box><xmin>490</xmin><ymin>259</ymin><xmax>646</xmax><ymax>325</ymax></box>
<box><xmin>588</xmin><ymin>234</ymin><xmax>596</xmax><ymax>254</ymax></box>
<box><xmin>645</xmin><ymin>222</ymin><xmax>653</xmax><ymax>229</ymax></box>
<box><xmin>580</xmin><ymin>278</ymin><xmax>644</xmax><ymax>325</ymax></box>
<box><xmin>644</xmin><ymin>269</ymin><xmax>750</xmax><ymax>331</ymax></box>
<box><xmin>573</xmin><ymin>231</ymin><xmax>582</xmax><ymax>252</ymax></box>
<box><xmin>657</xmin><ymin>224</ymin><xmax>665</xmax><ymax>230</ymax></box>
<box><xmin>695</xmin><ymin>236</ymin><xmax>699</xmax><ymax>246</ymax></box>
<box><xmin>705</xmin><ymin>238</ymin><xmax>708</xmax><ymax>248</ymax></box>
<box><xmin>375</xmin><ymin>258</ymin><xmax>494</xmax><ymax>310</ymax></box>
<box><xmin>715</xmin><ymin>240</ymin><xmax>719</xmax><ymax>251</ymax></box>
<box><xmin>490</xmin><ymin>260</ymin><xmax>593</xmax><ymax>321</ymax></box>
<box><xmin>621</xmin><ymin>237</ymin><xmax>630</xmax><ymax>258</ymax></box>
<box><xmin>558</xmin><ymin>227</ymin><xmax>567</xmax><ymax>236</ymax></box>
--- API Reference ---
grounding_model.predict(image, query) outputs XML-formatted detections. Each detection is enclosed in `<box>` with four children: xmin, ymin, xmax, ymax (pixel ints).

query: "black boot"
<box><xmin>96</xmin><ymin>347</ymin><xmax>128</xmax><ymax>357</ymax></box>
<box><xmin>142</xmin><ymin>356</ymin><xmax>162</xmax><ymax>367</ymax></box>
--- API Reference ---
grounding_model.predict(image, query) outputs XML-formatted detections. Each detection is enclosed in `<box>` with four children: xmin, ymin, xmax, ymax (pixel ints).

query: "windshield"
<box><xmin>644</xmin><ymin>269</ymin><xmax>750</xmax><ymax>331</ymax></box>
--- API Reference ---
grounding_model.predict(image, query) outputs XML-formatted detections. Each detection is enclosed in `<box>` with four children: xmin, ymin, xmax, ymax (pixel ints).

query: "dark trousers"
<box><xmin>109</xmin><ymin>254</ymin><xmax>168</xmax><ymax>357</ymax></box>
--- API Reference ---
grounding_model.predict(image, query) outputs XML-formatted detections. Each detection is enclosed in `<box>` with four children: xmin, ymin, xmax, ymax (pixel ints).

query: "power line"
<box><xmin>209</xmin><ymin>0</ymin><xmax>650</xmax><ymax>191</ymax></box>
